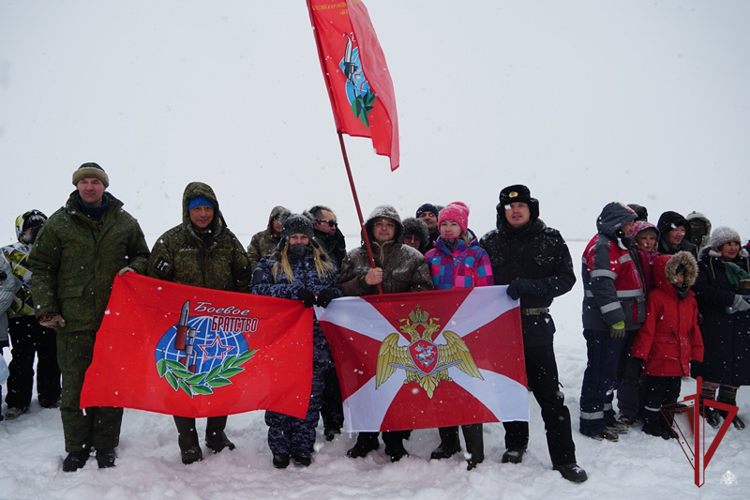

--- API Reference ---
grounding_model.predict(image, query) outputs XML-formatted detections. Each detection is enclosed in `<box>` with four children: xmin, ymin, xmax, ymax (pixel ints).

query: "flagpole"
<box><xmin>337</xmin><ymin>131</ymin><xmax>383</xmax><ymax>295</ymax></box>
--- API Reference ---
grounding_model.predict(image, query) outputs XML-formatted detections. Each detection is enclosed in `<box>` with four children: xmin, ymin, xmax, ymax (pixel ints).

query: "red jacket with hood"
<box><xmin>631</xmin><ymin>252</ymin><xmax>704</xmax><ymax>376</ymax></box>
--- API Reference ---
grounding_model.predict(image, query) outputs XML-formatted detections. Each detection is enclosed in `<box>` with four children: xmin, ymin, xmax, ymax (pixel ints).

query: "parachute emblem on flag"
<box><xmin>376</xmin><ymin>306</ymin><xmax>484</xmax><ymax>399</ymax></box>
<box><xmin>340</xmin><ymin>34</ymin><xmax>377</xmax><ymax>127</ymax></box>
<box><xmin>154</xmin><ymin>300</ymin><xmax>258</xmax><ymax>398</ymax></box>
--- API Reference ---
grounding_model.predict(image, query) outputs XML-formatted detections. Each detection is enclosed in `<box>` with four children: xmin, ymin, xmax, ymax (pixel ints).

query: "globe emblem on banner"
<box><xmin>155</xmin><ymin>315</ymin><xmax>256</xmax><ymax>397</ymax></box>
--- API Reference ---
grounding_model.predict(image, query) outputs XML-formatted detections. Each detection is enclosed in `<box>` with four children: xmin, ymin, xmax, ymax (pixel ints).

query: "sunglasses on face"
<box><xmin>316</xmin><ymin>219</ymin><xmax>338</xmax><ymax>228</ymax></box>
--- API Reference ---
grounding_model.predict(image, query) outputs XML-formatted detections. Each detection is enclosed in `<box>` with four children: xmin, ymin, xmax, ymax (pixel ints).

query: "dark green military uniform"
<box><xmin>148</xmin><ymin>181</ymin><xmax>250</xmax><ymax>462</ymax></box>
<box><xmin>30</xmin><ymin>190</ymin><xmax>149</xmax><ymax>453</ymax></box>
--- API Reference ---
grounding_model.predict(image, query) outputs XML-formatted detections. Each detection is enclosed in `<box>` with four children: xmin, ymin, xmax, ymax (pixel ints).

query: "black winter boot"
<box><xmin>718</xmin><ymin>386</ymin><xmax>745</xmax><ymax>430</ymax></box>
<box><xmin>62</xmin><ymin>450</ymin><xmax>90</xmax><ymax>472</ymax></box>
<box><xmin>273</xmin><ymin>453</ymin><xmax>290</xmax><ymax>469</ymax></box>
<box><xmin>700</xmin><ymin>387</ymin><xmax>721</xmax><ymax>429</ymax></box>
<box><xmin>347</xmin><ymin>432</ymin><xmax>379</xmax><ymax>458</ymax></box>
<box><xmin>175</xmin><ymin>416</ymin><xmax>203</xmax><ymax>464</ymax></box>
<box><xmin>554</xmin><ymin>463</ymin><xmax>589</xmax><ymax>483</ymax></box>
<box><xmin>96</xmin><ymin>448</ymin><xmax>117</xmax><ymax>468</ymax></box>
<box><xmin>462</xmin><ymin>424</ymin><xmax>484</xmax><ymax>470</ymax></box>
<box><xmin>292</xmin><ymin>451</ymin><xmax>312</xmax><ymax>467</ymax></box>
<box><xmin>205</xmin><ymin>416</ymin><xmax>235</xmax><ymax>452</ymax></box>
<box><xmin>430</xmin><ymin>426</ymin><xmax>461</xmax><ymax>460</ymax></box>
<box><xmin>383</xmin><ymin>432</ymin><xmax>409</xmax><ymax>462</ymax></box>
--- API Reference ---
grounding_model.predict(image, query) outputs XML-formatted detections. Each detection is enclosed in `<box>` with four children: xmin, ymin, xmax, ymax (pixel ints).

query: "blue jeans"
<box><xmin>579</xmin><ymin>329</ymin><xmax>628</xmax><ymax>436</ymax></box>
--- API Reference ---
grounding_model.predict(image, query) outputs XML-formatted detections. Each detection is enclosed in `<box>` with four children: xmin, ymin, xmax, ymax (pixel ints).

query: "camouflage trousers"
<box><xmin>57</xmin><ymin>331</ymin><xmax>123</xmax><ymax>453</ymax></box>
<box><xmin>265</xmin><ymin>361</ymin><xmax>326</xmax><ymax>456</ymax></box>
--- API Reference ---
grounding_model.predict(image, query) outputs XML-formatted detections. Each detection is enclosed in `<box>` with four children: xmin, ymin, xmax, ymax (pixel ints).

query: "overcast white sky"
<box><xmin>1</xmin><ymin>1</ymin><xmax>749</xmax><ymax>247</ymax></box>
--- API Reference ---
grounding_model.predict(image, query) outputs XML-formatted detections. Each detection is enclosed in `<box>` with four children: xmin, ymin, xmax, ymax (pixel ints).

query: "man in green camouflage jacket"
<box><xmin>148</xmin><ymin>181</ymin><xmax>251</xmax><ymax>465</ymax></box>
<box><xmin>29</xmin><ymin>163</ymin><xmax>150</xmax><ymax>472</ymax></box>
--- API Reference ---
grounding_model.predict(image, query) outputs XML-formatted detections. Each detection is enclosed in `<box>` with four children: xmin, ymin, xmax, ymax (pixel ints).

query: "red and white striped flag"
<box><xmin>316</xmin><ymin>286</ymin><xmax>529</xmax><ymax>432</ymax></box>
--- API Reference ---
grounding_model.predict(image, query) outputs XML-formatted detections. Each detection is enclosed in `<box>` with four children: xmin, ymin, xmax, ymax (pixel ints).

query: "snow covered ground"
<box><xmin>1</xmin><ymin>242</ymin><xmax>748</xmax><ymax>500</ymax></box>
<box><xmin>2</xmin><ymin>0</ymin><xmax>749</xmax><ymax>498</ymax></box>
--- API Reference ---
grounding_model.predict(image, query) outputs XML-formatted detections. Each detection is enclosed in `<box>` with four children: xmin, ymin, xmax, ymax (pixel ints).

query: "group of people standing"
<box><xmin>1</xmin><ymin>162</ymin><xmax>747</xmax><ymax>485</ymax></box>
<box><xmin>578</xmin><ymin>202</ymin><xmax>749</xmax><ymax>445</ymax></box>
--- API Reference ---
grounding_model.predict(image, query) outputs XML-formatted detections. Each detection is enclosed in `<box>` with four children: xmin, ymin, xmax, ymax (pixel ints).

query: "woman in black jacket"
<box><xmin>692</xmin><ymin>226</ymin><xmax>750</xmax><ymax>429</ymax></box>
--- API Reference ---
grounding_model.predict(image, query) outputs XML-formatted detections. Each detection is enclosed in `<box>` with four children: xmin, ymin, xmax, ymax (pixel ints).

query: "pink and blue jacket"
<box><xmin>425</xmin><ymin>232</ymin><xmax>494</xmax><ymax>290</ymax></box>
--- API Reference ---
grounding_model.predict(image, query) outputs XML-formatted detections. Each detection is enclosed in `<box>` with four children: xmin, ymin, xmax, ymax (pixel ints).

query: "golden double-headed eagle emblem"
<box><xmin>376</xmin><ymin>305</ymin><xmax>483</xmax><ymax>398</ymax></box>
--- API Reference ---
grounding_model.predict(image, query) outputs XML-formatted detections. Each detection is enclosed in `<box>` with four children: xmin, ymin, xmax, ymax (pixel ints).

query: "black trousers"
<box><xmin>642</xmin><ymin>375</ymin><xmax>681</xmax><ymax>429</ymax></box>
<box><xmin>6</xmin><ymin>316</ymin><xmax>61</xmax><ymax>408</ymax></box>
<box><xmin>503</xmin><ymin>342</ymin><xmax>577</xmax><ymax>466</ymax></box>
<box><xmin>321</xmin><ymin>362</ymin><xmax>344</xmax><ymax>431</ymax></box>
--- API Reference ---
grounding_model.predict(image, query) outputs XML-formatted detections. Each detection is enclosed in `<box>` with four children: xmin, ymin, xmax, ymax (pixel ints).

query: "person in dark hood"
<box><xmin>686</xmin><ymin>211</ymin><xmax>712</xmax><ymax>255</ymax></box>
<box><xmin>308</xmin><ymin>205</ymin><xmax>347</xmax><ymax>269</ymax></box>
<box><xmin>579</xmin><ymin>202</ymin><xmax>646</xmax><ymax>442</ymax></box>
<box><xmin>657</xmin><ymin>211</ymin><xmax>697</xmax><ymax>258</ymax></box>
<box><xmin>247</xmin><ymin>206</ymin><xmax>290</xmax><ymax>273</ymax></box>
<box><xmin>149</xmin><ymin>182</ymin><xmax>251</xmax><ymax>465</ymax></box>
<box><xmin>480</xmin><ymin>185</ymin><xmax>587</xmax><ymax>483</ymax></box>
<box><xmin>627</xmin><ymin>204</ymin><xmax>649</xmax><ymax>222</ymax></box>
<box><xmin>401</xmin><ymin>217</ymin><xmax>430</xmax><ymax>254</ymax></box>
<box><xmin>416</xmin><ymin>203</ymin><xmax>439</xmax><ymax>252</ymax></box>
<box><xmin>338</xmin><ymin>205</ymin><xmax>432</xmax><ymax>462</ymax></box>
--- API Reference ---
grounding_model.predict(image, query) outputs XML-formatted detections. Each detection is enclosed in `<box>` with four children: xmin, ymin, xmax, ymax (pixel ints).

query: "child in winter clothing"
<box><xmin>424</xmin><ymin>201</ymin><xmax>493</xmax><ymax>470</ymax></box>
<box><xmin>633</xmin><ymin>221</ymin><xmax>660</xmax><ymax>294</ymax></box>
<box><xmin>631</xmin><ymin>251</ymin><xmax>703</xmax><ymax>438</ymax></box>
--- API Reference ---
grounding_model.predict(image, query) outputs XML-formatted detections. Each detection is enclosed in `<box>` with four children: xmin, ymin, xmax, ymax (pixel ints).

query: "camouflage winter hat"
<box><xmin>72</xmin><ymin>162</ymin><xmax>109</xmax><ymax>187</ymax></box>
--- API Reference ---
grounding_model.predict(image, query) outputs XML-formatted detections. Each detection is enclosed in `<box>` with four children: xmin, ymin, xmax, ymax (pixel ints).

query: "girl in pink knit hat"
<box><xmin>424</xmin><ymin>201</ymin><xmax>494</xmax><ymax>469</ymax></box>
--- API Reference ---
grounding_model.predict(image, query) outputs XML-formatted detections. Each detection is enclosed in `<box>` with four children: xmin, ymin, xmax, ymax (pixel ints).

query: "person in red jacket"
<box><xmin>631</xmin><ymin>251</ymin><xmax>703</xmax><ymax>438</ymax></box>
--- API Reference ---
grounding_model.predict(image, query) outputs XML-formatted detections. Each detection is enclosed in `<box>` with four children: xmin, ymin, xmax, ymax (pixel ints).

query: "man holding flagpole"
<box><xmin>338</xmin><ymin>205</ymin><xmax>432</xmax><ymax>461</ymax></box>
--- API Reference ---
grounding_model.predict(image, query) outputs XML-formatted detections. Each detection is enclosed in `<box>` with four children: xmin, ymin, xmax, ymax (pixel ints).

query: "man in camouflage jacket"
<box><xmin>149</xmin><ymin>181</ymin><xmax>251</xmax><ymax>464</ymax></box>
<box><xmin>30</xmin><ymin>163</ymin><xmax>150</xmax><ymax>471</ymax></box>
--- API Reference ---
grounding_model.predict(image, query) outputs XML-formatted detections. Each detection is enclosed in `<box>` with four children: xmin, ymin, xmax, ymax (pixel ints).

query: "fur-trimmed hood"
<box><xmin>653</xmin><ymin>251</ymin><xmax>698</xmax><ymax>296</ymax></box>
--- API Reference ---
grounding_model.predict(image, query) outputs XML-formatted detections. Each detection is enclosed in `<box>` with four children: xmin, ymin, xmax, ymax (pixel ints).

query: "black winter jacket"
<box><xmin>480</xmin><ymin>219</ymin><xmax>575</xmax><ymax>347</ymax></box>
<box><xmin>691</xmin><ymin>248</ymin><xmax>750</xmax><ymax>385</ymax></box>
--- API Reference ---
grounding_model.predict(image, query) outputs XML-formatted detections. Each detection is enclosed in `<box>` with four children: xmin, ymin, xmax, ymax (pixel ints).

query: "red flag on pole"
<box><xmin>316</xmin><ymin>286</ymin><xmax>529</xmax><ymax>432</ymax></box>
<box><xmin>80</xmin><ymin>273</ymin><xmax>313</xmax><ymax>419</ymax></box>
<box><xmin>307</xmin><ymin>0</ymin><xmax>400</xmax><ymax>170</ymax></box>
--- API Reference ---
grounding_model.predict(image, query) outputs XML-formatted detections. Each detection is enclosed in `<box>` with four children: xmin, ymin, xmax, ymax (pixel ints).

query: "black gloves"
<box><xmin>507</xmin><ymin>279</ymin><xmax>534</xmax><ymax>300</ymax></box>
<box><xmin>317</xmin><ymin>288</ymin><xmax>339</xmax><ymax>308</ymax></box>
<box><xmin>297</xmin><ymin>288</ymin><xmax>316</xmax><ymax>308</ymax></box>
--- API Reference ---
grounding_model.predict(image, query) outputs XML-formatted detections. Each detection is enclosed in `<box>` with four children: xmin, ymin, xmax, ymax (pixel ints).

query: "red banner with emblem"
<box><xmin>307</xmin><ymin>0</ymin><xmax>400</xmax><ymax>170</ymax></box>
<box><xmin>80</xmin><ymin>273</ymin><xmax>312</xmax><ymax>419</ymax></box>
<box><xmin>315</xmin><ymin>286</ymin><xmax>529</xmax><ymax>432</ymax></box>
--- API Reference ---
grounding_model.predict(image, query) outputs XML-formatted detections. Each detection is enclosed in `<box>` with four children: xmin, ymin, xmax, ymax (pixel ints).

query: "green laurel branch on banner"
<box><xmin>156</xmin><ymin>349</ymin><xmax>258</xmax><ymax>397</ymax></box>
